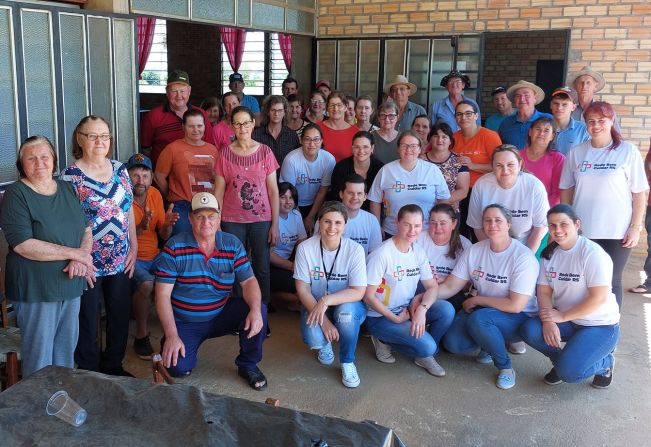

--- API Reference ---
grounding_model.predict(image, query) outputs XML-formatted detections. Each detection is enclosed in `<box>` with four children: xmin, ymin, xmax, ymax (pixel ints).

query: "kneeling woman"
<box><xmin>293</xmin><ymin>201</ymin><xmax>367</xmax><ymax>388</ymax></box>
<box><xmin>365</xmin><ymin>205</ymin><xmax>455</xmax><ymax>377</ymax></box>
<box><xmin>440</xmin><ymin>204</ymin><xmax>539</xmax><ymax>389</ymax></box>
<box><xmin>520</xmin><ymin>204</ymin><xmax>619</xmax><ymax>388</ymax></box>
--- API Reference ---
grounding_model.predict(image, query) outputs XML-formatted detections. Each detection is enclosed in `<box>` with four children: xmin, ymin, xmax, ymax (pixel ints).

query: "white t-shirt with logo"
<box><xmin>366</xmin><ymin>238</ymin><xmax>434</xmax><ymax>317</ymax></box>
<box><xmin>273</xmin><ymin>209</ymin><xmax>308</xmax><ymax>260</ymax></box>
<box><xmin>368</xmin><ymin>159</ymin><xmax>451</xmax><ymax>235</ymax></box>
<box><xmin>416</xmin><ymin>233</ymin><xmax>473</xmax><ymax>281</ymax></box>
<box><xmin>280</xmin><ymin>148</ymin><xmax>336</xmax><ymax>207</ymax></box>
<box><xmin>294</xmin><ymin>235</ymin><xmax>367</xmax><ymax>300</ymax></box>
<box><xmin>559</xmin><ymin>140</ymin><xmax>648</xmax><ymax>239</ymax></box>
<box><xmin>467</xmin><ymin>172</ymin><xmax>549</xmax><ymax>244</ymax></box>
<box><xmin>538</xmin><ymin>236</ymin><xmax>619</xmax><ymax>326</ymax></box>
<box><xmin>451</xmin><ymin>238</ymin><xmax>539</xmax><ymax>314</ymax></box>
<box><xmin>314</xmin><ymin>209</ymin><xmax>382</xmax><ymax>257</ymax></box>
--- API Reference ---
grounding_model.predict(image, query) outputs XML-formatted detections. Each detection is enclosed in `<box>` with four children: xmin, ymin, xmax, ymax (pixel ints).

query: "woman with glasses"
<box><xmin>369</xmin><ymin>130</ymin><xmax>450</xmax><ymax>238</ymax></box>
<box><xmin>327</xmin><ymin>131</ymin><xmax>383</xmax><ymax>210</ymax></box>
<box><xmin>319</xmin><ymin>91</ymin><xmax>359</xmax><ymax>163</ymax></box>
<box><xmin>214</xmin><ymin>106</ymin><xmax>280</xmax><ymax>308</ymax></box>
<box><xmin>61</xmin><ymin>115</ymin><xmax>137</xmax><ymax>377</ymax></box>
<box><xmin>280</xmin><ymin>123</ymin><xmax>336</xmax><ymax>232</ymax></box>
<box><xmin>371</xmin><ymin>101</ymin><xmax>400</xmax><ymax>165</ymax></box>
<box><xmin>252</xmin><ymin>95</ymin><xmax>300</xmax><ymax>166</ymax></box>
<box><xmin>354</xmin><ymin>95</ymin><xmax>378</xmax><ymax>133</ymax></box>
<box><xmin>305</xmin><ymin>91</ymin><xmax>327</xmax><ymax>125</ymax></box>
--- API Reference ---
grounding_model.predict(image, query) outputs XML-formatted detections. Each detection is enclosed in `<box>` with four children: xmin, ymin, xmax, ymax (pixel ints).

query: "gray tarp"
<box><xmin>0</xmin><ymin>366</ymin><xmax>405</xmax><ymax>446</ymax></box>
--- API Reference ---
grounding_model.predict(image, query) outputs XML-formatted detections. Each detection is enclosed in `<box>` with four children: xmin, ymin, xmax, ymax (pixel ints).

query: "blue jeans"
<box><xmin>221</xmin><ymin>221</ymin><xmax>272</xmax><ymax>305</ymax></box>
<box><xmin>443</xmin><ymin>308</ymin><xmax>530</xmax><ymax>369</ymax></box>
<box><xmin>300</xmin><ymin>301</ymin><xmax>366</xmax><ymax>363</ymax></box>
<box><xmin>366</xmin><ymin>300</ymin><xmax>455</xmax><ymax>358</ymax></box>
<box><xmin>171</xmin><ymin>201</ymin><xmax>192</xmax><ymax>237</ymax></box>
<box><xmin>166</xmin><ymin>298</ymin><xmax>268</xmax><ymax>377</ymax></box>
<box><xmin>133</xmin><ymin>259</ymin><xmax>155</xmax><ymax>286</ymax></box>
<box><xmin>520</xmin><ymin>317</ymin><xmax>619</xmax><ymax>382</ymax></box>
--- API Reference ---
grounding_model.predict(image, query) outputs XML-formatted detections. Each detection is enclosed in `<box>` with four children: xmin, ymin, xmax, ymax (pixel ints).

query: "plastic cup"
<box><xmin>46</xmin><ymin>390</ymin><xmax>87</xmax><ymax>427</ymax></box>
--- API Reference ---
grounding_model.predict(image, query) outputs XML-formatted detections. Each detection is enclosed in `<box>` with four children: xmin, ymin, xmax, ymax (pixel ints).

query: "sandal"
<box><xmin>628</xmin><ymin>285</ymin><xmax>650</xmax><ymax>294</ymax></box>
<box><xmin>238</xmin><ymin>367</ymin><xmax>268</xmax><ymax>391</ymax></box>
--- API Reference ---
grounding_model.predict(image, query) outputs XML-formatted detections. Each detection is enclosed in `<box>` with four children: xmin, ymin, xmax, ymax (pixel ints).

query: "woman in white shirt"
<box><xmin>520</xmin><ymin>204</ymin><xmax>619</xmax><ymax>388</ymax></box>
<box><xmin>439</xmin><ymin>204</ymin><xmax>539</xmax><ymax>390</ymax></box>
<box><xmin>293</xmin><ymin>201</ymin><xmax>367</xmax><ymax>388</ymax></box>
<box><xmin>467</xmin><ymin>144</ymin><xmax>549</xmax><ymax>253</ymax></box>
<box><xmin>560</xmin><ymin>101</ymin><xmax>648</xmax><ymax>308</ymax></box>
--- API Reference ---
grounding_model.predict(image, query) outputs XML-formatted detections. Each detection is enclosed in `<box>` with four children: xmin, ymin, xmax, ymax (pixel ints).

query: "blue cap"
<box><xmin>126</xmin><ymin>153</ymin><xmax>153</xmax><ymax>171</ymax></box>
<box><xmin>229</xmin><ymin>72</ymin><xmax>244</xmax><ymax>83</ymax></box>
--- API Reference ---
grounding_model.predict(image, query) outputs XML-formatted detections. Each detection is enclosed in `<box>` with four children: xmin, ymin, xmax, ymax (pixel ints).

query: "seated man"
<box><xmin>154</xmin><ymin>192</ymin><xmax>268</xmax><ymax>390</ymax></box>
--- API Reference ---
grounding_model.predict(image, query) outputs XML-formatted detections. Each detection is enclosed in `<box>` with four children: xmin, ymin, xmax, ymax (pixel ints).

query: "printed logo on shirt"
<box><xmin>376</xmin><ymin>277</ymin><xmax>392</xmax><ymax>306</ymax></box>
<box><xmin>280</xmin><ymin>232</ymin><xmax>299</xmax><ymax>245</ymax></box>
<box><xmin>393</xmin><ymin>265</ymin><xmax>406</xmax><ymax>281</ymax></box>
<box><xmin>472</xmin><ymin>266</ymin><xmax>484</xmax><ymax>282</ymax></box>
<box><xmin>350</xmin><ymin>236</ymin><xmax>369</xmax><ymax>247</ymax></box>
<box><xmin>435</xmin><ymin>265</ymin><xmax>453</xmax><ymax>277</ymax></box>
<box><xmin>510</xmin><ymin>208</ymin><xmax>530</xmax><ymax>218</ymax></box>
<box><xmin>578</xmin><ymin>160</ymin><xmax>617</xmax><ymax>172</ymax></box>
<box><xmin>545</xmin><ymin>267</ymin><xmax>556</xmax><ymax>282</ymax></box>
<box><xmin>391</xmin><ymin>181</ymin><xmax>406</xmax><ymax>193</ymax></box>
<box><xmin>298</xmin><ymin>173</ymin><xmax>310</xmax><ymax>184</ymax></box>
<box><xmin>310</xmin><ymin>266</ymin><xmax>325</xmax><ymax>281</ymax></box>
<box><xmin>553</xmin><ymin>269</ymin><xmax>581</xmax><ymax>282</ymax></box>
<box><xmin>579</xmin><ymin>161</ymin><xmax>592</xmax><ymax>172</ymax></box>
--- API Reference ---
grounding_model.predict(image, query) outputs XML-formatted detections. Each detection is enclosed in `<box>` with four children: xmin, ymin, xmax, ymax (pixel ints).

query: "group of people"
<box><xmin>2</xmin><ymin>64</ymin><xmax>646</xmax><ymax>394</ymax></box>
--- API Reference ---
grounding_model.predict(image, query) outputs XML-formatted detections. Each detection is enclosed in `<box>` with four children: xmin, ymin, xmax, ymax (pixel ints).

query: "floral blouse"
<box><xmin>61</xmin><ymin>160</ymin><xmax>133</xmax><ymax>276</ymax></box>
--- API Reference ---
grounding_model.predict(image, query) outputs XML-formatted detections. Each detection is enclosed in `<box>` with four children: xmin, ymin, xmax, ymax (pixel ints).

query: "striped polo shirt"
<box><xmin>154</xmin><ymin>231</ymin><xmax>254</xmax><ymax>323</ymax></box>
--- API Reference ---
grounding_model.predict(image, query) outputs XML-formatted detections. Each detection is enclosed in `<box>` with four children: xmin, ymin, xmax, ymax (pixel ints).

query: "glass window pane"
<box><xmin>316</xmin><ymin>41</ymin><xmax>336</xmax><ymax>88</ymax></box>
<box><xmin>192</xmin><ymin>0</ymin><xmax>235</xmax><ymax>24</ymax></box>
<box><xmin>337</xmin><ymin>40</ymin><xmax>357</xmax><ymax>95</ymax></box>
<box><xmin>21</xmin><ymin>9</ymin><xmax>57</xmax><ymax>145</ymax></box>
<box><xmin>88</xmin><ymin>16</ymin><xmax>114</xmax><ymax>131</ymax></box>
<box><xmin>288</xmin><ymin>0</ymin><xmax>315</xmax><ymax>8</ymax></box>
<box><xmin>221</xmin><ymin>31</ymin><xmax>265</xmax><ymax>96</ymax></box>
<box><xmin>59</xmin><ymin>13</ymin><xmax>88</xmax><ymax>165</ymax></box>
<box><xmin>270</xmin><ymin>33</ymin><xmax>289</xmax><ymax>95</ymax></box>
<box><xmin>383</xmin><ymin>40</ymin><xmax>406</xmax><ymax>88</ymax></box>
<box><xmin>286</xmin><ymin>9</ymin><xmax>314</xmax><ymax>34</ymax></box>
<box><xmin>131</xmin><ymin>0</ymin><xmax>189</xmax><ymax>18</ymax></box>
<box><xmin>407</xmin><ymin>39</ymin><xmax>430</xmax><ymax>108</ymax></box>
<box><xmin>237</xmin><ymin>0</ymin><xmax>250</xmax><ymax>26</ymax></box>
<box><xmin>358</xmin><ymin>40</ymin><xmax>379</xmax><ymax>99</ymax></box>
<box><xmin>138</xmin><ymin>19</ymin><xmax>167</xmax><ymax>94</ymax></box>
<box><xmin>252</xmin><ymin>1</ymin><xmax>284</xmax><ymax>31</ymax></box>
<box><xmin>429</xmin><ymin>39</ymin><xmax>454</xmax><ymax>104</ymax></box>
<box><xmin>113</xmin><ymin>18</ymin><xmax>138</xmax><ymax>162</ymax></box>
<box><xmin>0</xmin><ymin>7</ymin><xmax>19</xmax><ymax>184</ymax></box>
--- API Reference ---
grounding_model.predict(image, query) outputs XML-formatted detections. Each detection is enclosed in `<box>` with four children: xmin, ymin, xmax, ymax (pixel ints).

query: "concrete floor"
<box><xmin>124</xmin><ymin>255</ymin><xmax>651</xmax><ymax>446</ymax></box>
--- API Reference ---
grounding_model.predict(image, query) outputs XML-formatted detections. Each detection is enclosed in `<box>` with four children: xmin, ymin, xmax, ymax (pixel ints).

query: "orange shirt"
<box><xmin>452</xmin><ymin>127</ymin><xmax>502</xmax><ymax>187</ymax></box>
<box><xmin>155</xmin><ymin>139</ymin><xmax>219</xmax><ymax>202</ymax></box>
<box><xmin>133</xmin><ymin>186</ymin><xmax>166</xmax><ymax>261</ymax></box>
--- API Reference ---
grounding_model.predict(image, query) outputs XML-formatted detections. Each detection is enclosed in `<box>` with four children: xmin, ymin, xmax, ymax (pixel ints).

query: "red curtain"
<box><xmin>220</xmin><ymin>27</ymin><xmax>247</xmax><ymax>72</ymax></box>
<box><xmin>136</xmin><ymin>17</ymin><xmax>156</xmax><ymax>79</ymax></box>
<box><xmin>278</xmin><ymin>33</ymin><xmax>293</xmax><ymax>72</ymax></box>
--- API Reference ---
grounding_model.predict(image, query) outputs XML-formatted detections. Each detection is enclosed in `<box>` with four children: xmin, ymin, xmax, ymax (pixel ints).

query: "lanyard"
<box><xmin>320</xmin><ymin>241</ymin><xmax>341</xmax><ymax>295</ymax></box>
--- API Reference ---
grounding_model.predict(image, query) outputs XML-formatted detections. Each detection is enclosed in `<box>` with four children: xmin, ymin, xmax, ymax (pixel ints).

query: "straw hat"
<box><xmin>384</xmin><ymin>75</ymin><xmax>417</xmax><ymax>96</ymax></box>
<box><xmin>506</xmin><ymin>80</ymin><xmax>545</xmax><ymax>104</ymax></box>
<box><xmin>567</xmin><ymin>66</ymin><xmax>605</xmax><ymax>92</ymax></box>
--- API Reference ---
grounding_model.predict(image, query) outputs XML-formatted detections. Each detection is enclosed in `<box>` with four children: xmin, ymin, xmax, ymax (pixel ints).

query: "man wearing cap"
<box><xmin>315</xmin><ymin>80</ymin><xmax>332</xmax><ymax>99</ymax></box>
<box><xmin>229</xmin><ymin>72</ymin><xmax>260</xmax><ymax>117</ymax></box>
<box><xmin>430</xmin><ymin>70</ymin><xmax>481</xmax><ymax>132</ymax></box>
<box><xmin>154</xmin><ymin>192</ymin><xmax>268</xmax><ymax>390</ymax></box>
<box><xmin>282</xmin><ymin>77</ymin><xmax>299</xmax><ymax>98</ymax></box>
<box><xmin>485</xmin><ymin>86</ymin><xmax>515</xmax><ymax>132</ymax></box>
<box><xmin>385</xmin><ymin>75</ymin><xmax>427</xmax><ymax>132</ymax></box>
<box><xmin>127</xmin><ymin>153</ymin><xmax>178</xmax><ymax>359</ymax></box>
<box><xmin>498</xmin><ymin>80</ymin><xmax>552</xmax><ymax>150</ymax></box>
<box><xmin>141</xmin><ymin>69</ymin><xmax>215</xmax><ymax>165</ymax></box>
<box><xmin>549</xmin><ymin>87</ymin><xmax>590</xmax><ymax>155</ymax></box>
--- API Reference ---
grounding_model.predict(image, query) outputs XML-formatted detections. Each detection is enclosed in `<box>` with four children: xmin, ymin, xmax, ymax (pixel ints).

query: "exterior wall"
<box><xmin>317</xmin><ymin>0</ymin><xmax>651</xmax><ymax>150</ymax></box>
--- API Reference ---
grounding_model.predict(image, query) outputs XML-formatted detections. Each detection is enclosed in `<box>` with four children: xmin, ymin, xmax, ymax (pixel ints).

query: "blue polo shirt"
<box><xmin>498</xmin><ymin>109</ymin><xmax>552</xmax><ymax>150</ymax></box>
<box><xmin>154</xmin><ymin>231</ymin><xmax>254</xmax><ymax>323</ymax></box>
<box><xmin>430</xmin><ymin>94</ymin><xmax>481</xmax><ymax>132</ymax></box>
<box><xmin>485</xmin><ymin>111</ymin><xmax>515</xmax><ymax>132</ymax></box>
<box><xmin>240</xmin><ymin>94</ymin><xmax>260</xmax><ymax>113</ymax></box>
<box><xmin>552</xmin><ymin>118</ymin><xmax>590</xmax><ymax>155</ymax></box>
<box><xmin>396</xmin><ymin>101</ymin><xmax>426</xmax><ymax>132</ymax></box>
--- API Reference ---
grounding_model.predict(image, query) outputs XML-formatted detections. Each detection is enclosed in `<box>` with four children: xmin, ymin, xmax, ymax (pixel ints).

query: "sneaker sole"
<box><xmin>496</xmin><ymin>371</ymin><xmax>516</xmax><ymax>390</ymax></box>
<box><xmin>543</xmin><ymin>377</ymin><xmax>562</xmax><ymax>386</ymax></box>
<box><xmin>413</xmin><ymin>359</ymin><xmax>446</xmax><ymax>377</ymax></box>
<box><xmin>342</xmin><ymin>378</ymin><xmax>360</xmax><ymax>388</ymax></box>
<box><xmin>591</xmin><ymin>356</ymin><xmax>615</xmax><ymax>389</ymax></box>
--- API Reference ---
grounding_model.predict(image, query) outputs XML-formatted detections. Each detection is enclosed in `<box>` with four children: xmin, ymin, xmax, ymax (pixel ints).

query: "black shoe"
<box><xmin>101</xmin><ymin>366</ymin><xmax>135</xmax><ymax>377</ymax></box>
<box><xmin>134</xmin><ymin>334</ymin><xmax>154</xmax><ymax>360</ymax></box>
<box><xmin>591</xmin><ymin>357</ymin><xmax>615</xmax><ymax>389</ymax></box>
<box><xmin>266</xmin><ymin>324</ymin><xmax>271</xmax><ymax>338</ymax></box>
<box><xmin>543</xmin><ymin>368</ymin><xmax>562</xmax><ymax>386</ymax></box>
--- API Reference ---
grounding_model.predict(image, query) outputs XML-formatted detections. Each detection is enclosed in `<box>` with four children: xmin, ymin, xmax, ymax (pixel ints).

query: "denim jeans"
<box><xmin>300</xmin><ymin>301</ymin><xmax>366</xmax><ymax>364</ymax></box>
<box><xmin>171</xmin><ymin>200</ymin><xmax>192</xmax><ymax>237</ymax></box>
<box><xmin>643</xmin><ymin>205</ymin><xmax>651</xmax><ymax>288</ymax></box>
<box><xmin>520</xmin><ymin>317</ymin><xmax>619</xmax><ymax>382</ymax></box>
<box><xmin>221</xmin><ymin>221</ymin><xmax>272</xmax><ymax>305</ymax></box>
<box><xmin>366</xmin><ymin>300</ymin><xmax>455</xmax><ymax>358</ymax></box>
<box><xmin>443</xmin><ymin>308</ymin><xmax>530</xmax><ymax>369</ymax></box>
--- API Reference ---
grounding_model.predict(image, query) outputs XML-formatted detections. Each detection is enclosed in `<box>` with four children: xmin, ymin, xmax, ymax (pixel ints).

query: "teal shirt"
<box><xmin>2</xmin><ymin>180</ymin><xmax>88</xmax><ymax>302</ymax></box>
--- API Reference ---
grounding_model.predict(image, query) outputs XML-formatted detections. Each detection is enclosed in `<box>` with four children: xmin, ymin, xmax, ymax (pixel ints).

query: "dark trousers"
<box><xmin>458</xmin><ymin>187</ymin><xmax>476</xmax><ymax>242</ymax></box>
<box><xmin>75</xmin><ymin>273</ymin><xmax>131</xmax><ymax>372</ymax></box>
<box><xmin>166</xmin><ymin>298</ymin><xmax>267</xmax><ymax>376</ymax></box>
<box><xmin>593</xmin><ymin>239</ymin><xmax>631</xmax><ymax>309</ymax></box>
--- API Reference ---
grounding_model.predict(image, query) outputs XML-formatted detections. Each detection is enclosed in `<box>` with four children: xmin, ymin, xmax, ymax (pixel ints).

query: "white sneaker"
<box><xmin>317</xmin><ymin>342</ymin><xmax>335</xmax><ymax>365</ymax></box>
<box><xmin>370</xmin><ymin>336</ymin><xmax>396</xmax><ymax>363</ymax></box>
<box><xmin>507</xmin><ymin>341</ymin><xmax>526</xmax><ymax>355</ymax></box>
<box><xmin>341</xmin><ymin>362</ymin><xmax>360</xmax><ymax>388</ymax></box>
<box><xmin>414</xmin><ymin>357</ymin><xmax>446</xmax><ymax>377</ymax></box>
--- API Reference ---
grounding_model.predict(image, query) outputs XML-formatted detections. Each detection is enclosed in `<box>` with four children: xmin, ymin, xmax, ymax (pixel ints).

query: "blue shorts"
<box><xmin>133</xmin><ymin>259</ymin><xmax>155</xmax><ymax>286</ymax></box>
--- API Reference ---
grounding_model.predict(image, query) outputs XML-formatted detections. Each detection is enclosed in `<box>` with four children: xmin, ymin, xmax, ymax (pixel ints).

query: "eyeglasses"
<box><xmin>232</xmin><ymin>120</ymin><xmax>253</xmax><ymax>129</ymax></box>
<box><xmin>270</xmin><ymin>108</ymin><xmax>285</xmax><ymax>115</ymax></box>
<box><xmin>303</xmin><ymin>137</ymin><xmax>322</xmax><ymax>144</ymax></box>
<box><xmin>398</xmin><ymin>143</ymin><xmax>420</xmax><ymax>151</ymax></box>
<box><xmin>311</xmin><ymin>100</ymin><xmax>325</xmax><ymax>105</ymax></box>
<box><xmin>328</xmin><ymin>103</ymin><xmax>345</xmax><ymax>110</ymax></box>
<box><xmin>379</xmin><ymin>113</ymin><xmax>397</xmax><ymax>120</ymax></box>
<box><xmin>79</xmin><ymin>132</ymin><xmax>111</xmax><ymax>141</ymax></box>
<box><xmin>455</xmin><ymin>111</ymin><xmax>476</xmax><ymax>118</ymax></box>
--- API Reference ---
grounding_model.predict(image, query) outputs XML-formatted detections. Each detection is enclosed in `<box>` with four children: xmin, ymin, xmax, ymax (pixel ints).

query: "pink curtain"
<box><xmin>220</xmin><ymin>27</ymin><xmax>247</xmax><ymax>72</ymax></box>
<box><xmin>136</xmin><ymin>17</ymin><xmax>156</xmax><ymax>79</ymax></box>
<box><xmin>278</xmin><ymin>33</ymin><xmax>293</xmax><ymax>72</ymax></box>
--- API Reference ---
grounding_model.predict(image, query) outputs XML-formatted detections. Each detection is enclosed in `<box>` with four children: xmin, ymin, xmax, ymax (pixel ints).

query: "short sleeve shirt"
<box><xmin>416</xmin><ymin>233</ymin><xmax>472</xmax><ymax>281</ymax></box>
<box><xmin>133</xmin><ymin>186</ymin><xmax>166</xmax><ymax>261</ymax></box>
<box><xmin>318</xmin><ymin>123</ymin><xmax>359</xmax><ymax>163</ymax></box>
<box><xmin>452</xmin><ymin>127</ymin><xmax>502</xmax><ymax>187</ymax></box>
<box><xmin>314</xmin><ymin>209</ymin><xmax>382</xmax><ymax>258</ymax></box>
<box><xmin>280</xmin><ymin>148</ymin><xmax>336</xmax><ymax>207</ymax></box>
<box><xmin>274</xmin><ymin>209</ymin><xmax>307</xmax><ymax>259</ymax></box>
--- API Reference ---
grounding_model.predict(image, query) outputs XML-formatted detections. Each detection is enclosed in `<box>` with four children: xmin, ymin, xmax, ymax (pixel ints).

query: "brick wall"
<box><xmin>317</xmin><ymin>0</ymin><xmax>651</xmax><ymax>150</ymax></box>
